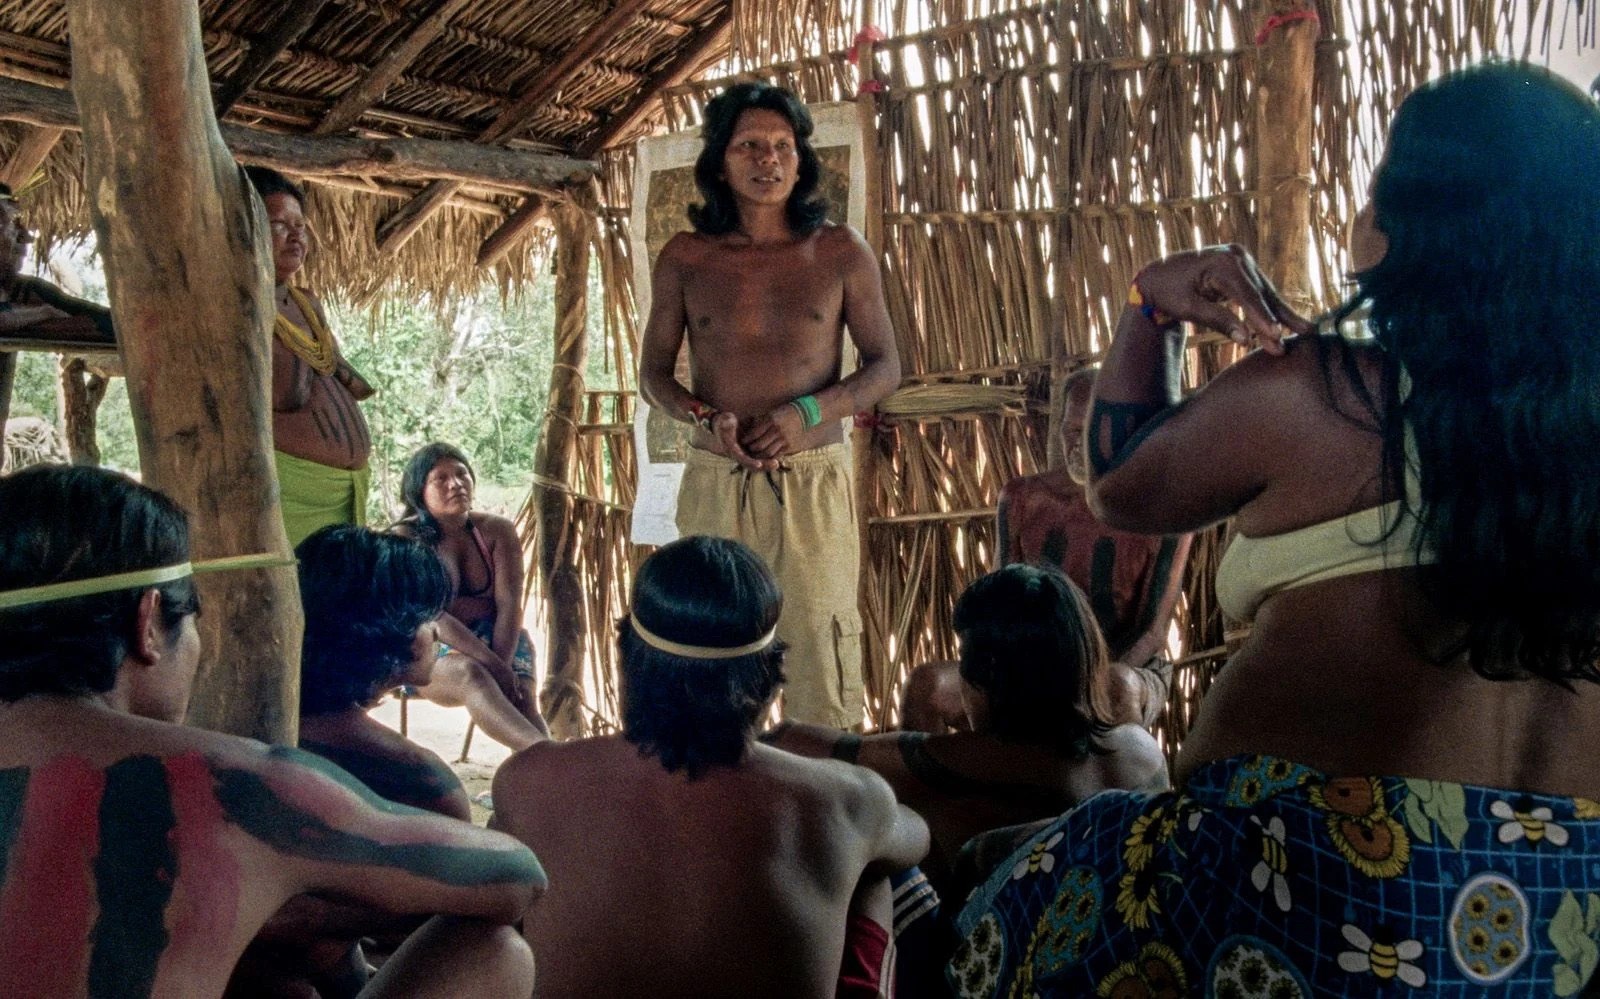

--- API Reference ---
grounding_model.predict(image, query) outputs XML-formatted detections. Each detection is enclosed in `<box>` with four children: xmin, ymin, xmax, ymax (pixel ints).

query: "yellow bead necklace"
<box><xmin>274</xmin><ymin>288</ymin><xmax>337</xmax><ymax>375</ymax></box>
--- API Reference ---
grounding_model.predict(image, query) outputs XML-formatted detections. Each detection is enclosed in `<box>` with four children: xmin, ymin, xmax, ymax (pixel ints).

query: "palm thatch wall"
<box><xmin>524</xmin><ymin>0</ymin><xmax>1593</xmax><ymax>751</ymax></box>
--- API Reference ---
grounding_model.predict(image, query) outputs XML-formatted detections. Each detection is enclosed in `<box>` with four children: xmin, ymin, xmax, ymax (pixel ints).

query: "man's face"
<box><xmin>0</xmin><ymin>200</ymin><xmax>34</xmax><ymax>279</ymax></box>
<box><xmin>720</xmin><ymin>108</ymin><xmax>800</xmax><ymax>210</ymax></box>
<box><xmin>264</xmin><ymin>192</ymin><xmax>308</xmax><ymax>285</ymax></box>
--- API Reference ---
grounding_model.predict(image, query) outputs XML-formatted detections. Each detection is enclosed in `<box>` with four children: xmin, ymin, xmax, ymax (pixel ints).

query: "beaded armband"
<box><xmin>1127</xmin><ymin>282</ymin><xmax>1177</xmax><ymax>330</ymax></box>
<box><xmin>789</xmin><ymin>394</ymin><xmax>824</xmax><ymax>429</ymax></box>
<box><xmin>686</xmin><ymin>399</ymin><xmax>719</xmax><ymax>433</ymax></box>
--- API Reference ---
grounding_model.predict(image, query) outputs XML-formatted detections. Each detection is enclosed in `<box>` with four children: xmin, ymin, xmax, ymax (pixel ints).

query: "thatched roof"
<box><xmin>0</xmin><ymin>0</ymin><xmax>752</xmax><ymax>301</ymax></box>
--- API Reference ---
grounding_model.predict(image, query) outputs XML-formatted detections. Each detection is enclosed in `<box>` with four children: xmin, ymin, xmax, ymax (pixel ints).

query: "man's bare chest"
<box><xmin>680</xmin><ymin>255</ymin><xmax>845</xmax><ymax>341</ymax></box>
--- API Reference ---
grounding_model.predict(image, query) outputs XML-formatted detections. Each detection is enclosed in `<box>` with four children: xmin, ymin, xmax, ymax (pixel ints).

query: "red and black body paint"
<box><xmin>88</xmin><ymin>756</ymin><xmax>178</xmax><ymax>997</ymax></box>
<box><xmin>299</xmin><ymin>739</ymin><xmax>465</xmax><ymax>817</ymax></box>
<box><xmin>1087</xmin><ymin>399</ymin><xmax>1170</xmax><ymax>476</ymax></box>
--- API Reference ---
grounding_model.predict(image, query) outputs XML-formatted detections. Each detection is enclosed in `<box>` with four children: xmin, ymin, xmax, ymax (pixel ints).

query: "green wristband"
<box><xmin>790</xmin><ymin>394</ymin><xmax>823</xmax><ymax>429</ymax></box>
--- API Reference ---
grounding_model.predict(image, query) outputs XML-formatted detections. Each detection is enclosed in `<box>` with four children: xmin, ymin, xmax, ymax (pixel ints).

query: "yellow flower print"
<box><xmin>1122</xmin><ymin>804</ymin><xmax>1176</xmax><ymax>872</ymax></box>
<box><xmin>1115</xmin><ymin>864</ymin><xmax>1163</xmax><ymax>931</ymax></box>
<box><xmin>1095</xmin><ymin>941</ymin><xmax>1188</xmax><ymax>998</ymax></box>
<box><xmin>1326</xmin><ymin>811</ymin><xmax>1412</xmax><ymax>879</ymax></box>
<box><xmin>1572</xmin><ymin>798</ymin><xmax>1600</xmax><ymax>820</ymax></box>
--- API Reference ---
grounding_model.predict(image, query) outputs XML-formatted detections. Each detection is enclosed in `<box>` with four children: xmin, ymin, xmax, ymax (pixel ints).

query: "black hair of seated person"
<box><xmin>0</xmin><ymin>182</ymin><xmax>12</xmax><ymax>199</ymax></box>
<box><xmin>618</xmin><ymin>535</ymin><xmax>787</xmax><ymax>779</ymax></box>
<box><xmin>0</xmin><ymin>464</ymin><xmax>197</xmax><ymax>702</ymax></box>
<box><xmin>396</xmin><ymin>441</ymin><xmax>475</xmax><ymax>548</ymax></box>
<box><xmin>688</xmin><ymin>81</ymin><xmax>827</xmax><ymax>238</ymax></box>
<box><xmin>297</xmin><ymin>525</ymin><xmax>452</xmax><ymax>716</ymax></box>
<box><xmin>954</xmin><ymin>564</ymin><xmax>1112</xmax><ymax>759</ymax></box>
<box><xmin>1324</xmin><ymin>62</ymin><xmax>1600</xmax><ymax>684</ymax></box>
<box><xmin>243</xmin><ymin>164</ymin><xmax>306</xmax><ymax>209</ymax></box>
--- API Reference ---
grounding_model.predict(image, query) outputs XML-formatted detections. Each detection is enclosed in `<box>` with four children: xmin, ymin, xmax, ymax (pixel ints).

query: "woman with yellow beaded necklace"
<box><xmin>246</xmin><ymin>167</ymin><xmax>377</xmax><ymax>548</ymax></box>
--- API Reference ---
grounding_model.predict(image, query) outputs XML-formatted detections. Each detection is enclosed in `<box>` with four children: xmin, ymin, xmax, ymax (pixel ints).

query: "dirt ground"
<box><xmin>367</xmin><ymin>696</ymin><xmax>513</xmax><ymax>826</ymax></box>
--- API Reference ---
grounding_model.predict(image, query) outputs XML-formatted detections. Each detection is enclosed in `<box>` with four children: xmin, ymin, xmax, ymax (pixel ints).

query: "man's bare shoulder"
<box><xmin>748</xmin><ymin>742</ymin><xmax>889</xmax><ymax>814</ymax></box>
<box><xmin>659</xmin><ymin>230</ymin><xmax>717</xmax><ymax>264</ymax></box>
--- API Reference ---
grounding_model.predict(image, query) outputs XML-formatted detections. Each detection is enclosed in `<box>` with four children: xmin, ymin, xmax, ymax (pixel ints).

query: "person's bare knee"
<box><xmin>361</xmin><ymin>917</ymin><xmax>534</xmax><ymax>999</ymax></box>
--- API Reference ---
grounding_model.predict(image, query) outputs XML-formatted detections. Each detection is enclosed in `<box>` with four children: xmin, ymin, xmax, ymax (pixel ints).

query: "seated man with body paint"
<box><xmin>489</xmin><ymin>535</ymin><xmax>929</xmax><ymax>999</ymax></box>
<box><xmin>0</xmin><ymin>464</ymin><xmax>544</xmax><ymax>998</ymax></box>
<box><xmin>228</xmin><ymin>526</ymin><xmax>479</xmax><ymax>998</ymax></box>
<box><xmin>901</xmin><ymin>368</ymin><xmax>1192</xmax><ymax>733</ymax></box>
<box><xmin>766</xmin><ymin>564</ymin><xmax>1168</xmax><ymax>894</ymax></box>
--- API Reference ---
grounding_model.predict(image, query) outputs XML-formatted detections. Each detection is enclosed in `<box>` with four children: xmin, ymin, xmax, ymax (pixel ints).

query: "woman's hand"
<box><xmin>1134</xmin><ymin>245</ymin><xmax>1314</xmax><ymax>354</ymax></box>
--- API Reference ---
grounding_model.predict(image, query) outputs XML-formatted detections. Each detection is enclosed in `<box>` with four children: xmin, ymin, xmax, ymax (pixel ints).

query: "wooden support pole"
<box><xmin>1253</xmin><ymin>0</ymin><xmax>1319</xmax><ymax>310</ymax></box>
<box><xmin>0</xmin><ymin>124</ymin><xmax>64</xmax><ymax>189</ymax></box>
<box><xmin>67</xmin><ymin>0</ymin><xmax>303</xmax><ymax>742</ymax></box>
<box><xmin>0</xmin><ymin>352</ymin><xmax>14</xmax><ymax>448</ymax></box>
<box><xmin>212</xmin><ymin>0</ymin><xmax>334</xmax><ymax>117</ymax></box>
<box><xmin>59</xmin><ymin>355</ymin><xmax>106</xmax><ymax>465</ymax></box>
<box><xmin>534</xmin><ymin>194</ymin><xmax>592</xmax><ymax>739</ymax></box>
<box><xmin>314</xmin><ymin>0</ymin><xmax>475</xmax><ymax>136</ymax></box>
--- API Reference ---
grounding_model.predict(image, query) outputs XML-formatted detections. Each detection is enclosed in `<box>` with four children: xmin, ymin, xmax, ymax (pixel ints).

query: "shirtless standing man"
<box><xmin>0</xmin><ymin>464</ymin><xmax>543</xmax><ymax>998</ymax></box>
<box><xmin>902</xmin><ymin>369</ymin><xmax>1192</xmax><ymax>730</ymax></box>
<box><xmin>639</xmin><ymin>83</ymin><xmax>901</xmax><ymax>730</ymax></box>
<box><xmin>245</xmin><ymin>167</ymin><xmax>375</xmax><ymax>548</ymax></box>
<box><xmin>490</xmin><ymin>536</ymin><xmax>928</xmax><ymax>998</ymax></box>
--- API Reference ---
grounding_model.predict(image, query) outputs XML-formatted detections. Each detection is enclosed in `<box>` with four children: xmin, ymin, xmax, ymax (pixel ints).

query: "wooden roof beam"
<box><xmin>313</xmin><ymin>0</ymin><xmax>475</xmax><ymax>136</ymax></box>
<box><xmin>0</xmin><ymin>123</ymin><xmax>64</xmax><ymax>189</ymax></box>
<box><xmin>472</xmin><ymin>9</ymin><xmax>733</xmax><ymax>270</ymax></box>
<box><xmin>376</xmin><ymin>0</ymin><xmax>651</xmax><ymax>254</ymax></box>
<box><xmin>213</xmin><ymin>0</ymin><xmax>334</xmax><ymax>117</ymax></box>
<box><xmin>0</xmin><ymin>75</ymin><xmax>595</xmax><ymax>192</ymax></box>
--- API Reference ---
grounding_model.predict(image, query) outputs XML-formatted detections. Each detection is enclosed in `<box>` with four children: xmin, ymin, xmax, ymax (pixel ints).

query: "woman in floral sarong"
<box><xmin>951</xmin><ymin>63</ymin><xmax>1600</xmax><ymax>996</ymax></box>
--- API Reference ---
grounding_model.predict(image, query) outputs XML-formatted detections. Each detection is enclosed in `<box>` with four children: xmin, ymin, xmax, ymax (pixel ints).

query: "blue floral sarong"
<box><xmin>950</xmin><ymin>754</ymin><xmax>1600</xmax><ymax>996</ymax></box>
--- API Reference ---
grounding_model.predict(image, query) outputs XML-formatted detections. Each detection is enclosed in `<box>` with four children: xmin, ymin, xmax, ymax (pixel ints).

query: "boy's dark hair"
<box><xmin>396</xmin><ymin>441</ymin><xmax>475</xmax><ymax>547</ymax></box>
<box><xmin>954</xmin><ymin>564</ymin><xmax>1111</xmax><ymax>758</ymax></box>
<box><xmin>618</xmin><ymin>536</ymin><xmax>786</xmax><ymax>778</ymax></box>
<box><xmin>688</xmin><ymin>82</ymin><xmax>828</xmax><ymax>238</ymax></box>
<box><xmin>0</xmin><ymin>465</ymin><xmax>197</xmax><ymax>702</ymax></box>
<box><xmin>297</xmin><ymin>526</ymin><xmax>452</xmax><ymax>715</ymax></box>
<box><xmin>243</xmin><ymin>165</ymin><xmax>306</xmax><ymax>208</ymax></box>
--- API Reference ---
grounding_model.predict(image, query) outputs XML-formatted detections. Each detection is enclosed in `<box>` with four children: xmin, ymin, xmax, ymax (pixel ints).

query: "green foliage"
<box><xmin>9</xmin><ymin>248</ymin><xmax>618</xmax><ymax>525</ymax></box>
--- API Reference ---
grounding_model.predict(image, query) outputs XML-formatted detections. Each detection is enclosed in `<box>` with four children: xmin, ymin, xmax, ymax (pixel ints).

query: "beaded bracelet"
<box><xmin>789</xmin><ymin>393</ymin><xmax>823</xmax><ymax>429</ymax></box>
<box><xmin>685</xmin><ymin>398</ymin><xmax>719</xmax><ymax>433</ymax></box>
<box><xmin>1127</xmin><ymin>282</ymin><xmax>1177</xmax><ymax>329</ymax></box>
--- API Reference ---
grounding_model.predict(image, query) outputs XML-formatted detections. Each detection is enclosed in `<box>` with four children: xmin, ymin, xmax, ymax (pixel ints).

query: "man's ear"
<box><xmin>128</xmin><ymin>588</ymin><xmax>165</xmax><ymax>666</ymax></box>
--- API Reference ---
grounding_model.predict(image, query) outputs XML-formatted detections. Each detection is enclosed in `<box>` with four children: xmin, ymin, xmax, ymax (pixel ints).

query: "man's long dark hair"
<box><xmin>0</xmin><ymin>465</ymin><xmax>197</xmax><ymax>701</ymax></box>
<box><xmin>688</xmin><ymin>82</ymin><xmax>828</xmax><ymax>238</ymax></box>
<box><xmin>297</xmin><ymin>526</ymin><xmax>451</xmax><ymax>715</ymax></box>
<box><xmin>618</xmin><ymin>536</ymin><xmax>786</xmax><ymax>778</ymax></box>
<box><xmin>1335</xmin><ymin>62</ymin><xmax>1600</xmax><ymax>683</ymax></box>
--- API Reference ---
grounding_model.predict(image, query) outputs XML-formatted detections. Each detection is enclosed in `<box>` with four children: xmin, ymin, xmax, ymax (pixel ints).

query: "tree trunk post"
<box><xmin>534</xmin><ymin>190</ymin><xmax>592</xmax><ymax>739</ymax></box>
<box><xmin>1253</xmin><ymin>0</ymin><xmax>1319</xmax><ymax>309</ymax></box>
<box><xmin>67</xmin><ymin>0</ymin><xmax>302</xmax><ymax>743</ymax></box>
<box><xmin>59</xmin><ymin>355</ymin><xmax>106</xmax><ymax>465</ymax></box>
<box><xmin>0</xmin><ymin>352</ymin><xmax>14</xmax><ymax>449</ymax></box>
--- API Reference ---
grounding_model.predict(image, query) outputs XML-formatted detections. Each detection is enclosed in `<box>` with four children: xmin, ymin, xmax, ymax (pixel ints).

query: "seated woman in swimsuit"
<box><xmin>765</xmin><ymin>564</ymin><xmax>1167</xmax><ymax>892</ymax></box>
<box><xmin>952</xmin><ymin>64</ymin><xmax>1600</xmax><ymax>995</ymax></box>
<box><xmin>395</xmin><ymin>442</ymin><xmax>548</xmax><ymax>751</ymax></box>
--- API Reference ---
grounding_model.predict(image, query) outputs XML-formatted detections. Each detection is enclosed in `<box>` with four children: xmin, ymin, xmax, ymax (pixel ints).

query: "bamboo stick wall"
<box><xmin>526</xmin><ymin>0</ymin><xmax>1594</xmax><ymax>742</ymax></box>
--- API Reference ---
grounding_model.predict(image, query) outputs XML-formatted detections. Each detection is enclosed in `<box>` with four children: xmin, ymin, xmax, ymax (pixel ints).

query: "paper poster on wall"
<box><xmin>629</xmin><ymin>100</ymin><xmax>868</xmax><ymax>545</ymax></box>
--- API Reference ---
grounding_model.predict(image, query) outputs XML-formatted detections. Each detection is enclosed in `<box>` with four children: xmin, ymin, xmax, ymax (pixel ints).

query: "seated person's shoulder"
<box><xmin>301</xmin><ymin>723</ymin><xmax>467</xmax><ymax>820</ymax></box>
<box><xmin>1095</xmin><ymin>724</ymin><xmax>1170</xmax><ymax>792</ymax></box>
<box><xmin>474</xmin><ymin>511</ymin><xmax>520</xmax><ymax>545</ymax></box>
